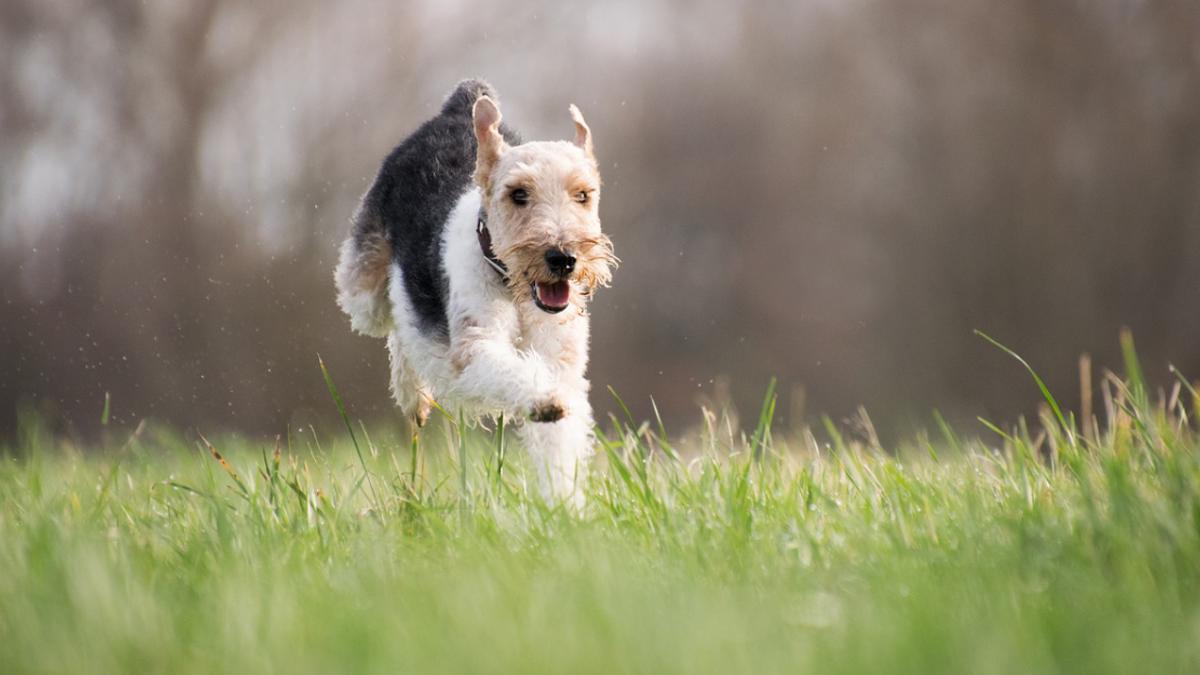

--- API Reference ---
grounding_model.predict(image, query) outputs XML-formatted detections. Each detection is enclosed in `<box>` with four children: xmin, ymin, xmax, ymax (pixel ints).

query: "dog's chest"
<box><xmin>514</xmin><ymin>305</ymin><xmax>585</xmax><ymax>373</ymax></box>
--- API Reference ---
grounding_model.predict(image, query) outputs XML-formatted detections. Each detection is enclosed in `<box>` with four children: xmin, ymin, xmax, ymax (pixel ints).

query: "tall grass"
<box><xmin>0</xmin><ymin>339</ymin><xmax>1198</xmax><ymax>673</ymax></box>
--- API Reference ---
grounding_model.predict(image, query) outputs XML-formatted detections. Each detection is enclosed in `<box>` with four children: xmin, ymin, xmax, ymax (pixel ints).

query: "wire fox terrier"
<box><xmin>335</xmin><ymin>79</ymin><xmax>616</xmax><ymax>507</ymax></box>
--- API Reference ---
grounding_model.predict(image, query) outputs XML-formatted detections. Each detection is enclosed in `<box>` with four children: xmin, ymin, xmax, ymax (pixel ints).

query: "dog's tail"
<box><xmin>440</xmin><ymin>78</ymin><xmax>499</xmax><ymax>117</ymax></box>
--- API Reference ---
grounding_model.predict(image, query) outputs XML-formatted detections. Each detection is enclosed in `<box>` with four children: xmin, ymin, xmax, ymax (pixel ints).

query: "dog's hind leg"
<box><xmin>387</xmin><ymin>333</ymin><xmax>433</xmax><ymax>427</ymax></box>
<box><xmin>334</xmin><ymin>212</ymin><xmax>394</xmax><ymax>338</ymax></box>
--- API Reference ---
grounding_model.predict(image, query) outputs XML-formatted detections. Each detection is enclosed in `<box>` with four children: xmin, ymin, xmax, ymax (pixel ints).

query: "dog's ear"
<box><xmin>569</xmin><ymin>104</ymin><xmax>594</xmax><ymax>160</ymax></box>
<box><xmin>473</xmin><ymin>96</ymin><xmax>507</xmax><ymax>190</ymax></box>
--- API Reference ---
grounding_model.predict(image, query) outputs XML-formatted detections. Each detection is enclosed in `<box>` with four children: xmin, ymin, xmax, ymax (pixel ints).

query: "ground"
<box><xmin>1</xmin><ymin>350</ymin><xmax>1198</xmax><ymax>674</ymax></box>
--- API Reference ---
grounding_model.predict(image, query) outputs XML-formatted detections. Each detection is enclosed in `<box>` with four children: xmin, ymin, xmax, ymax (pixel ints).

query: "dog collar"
<box><xmin>476</xmin><ymin>210</ymin><xmax>509</xmax><ymax>282</ymax></box>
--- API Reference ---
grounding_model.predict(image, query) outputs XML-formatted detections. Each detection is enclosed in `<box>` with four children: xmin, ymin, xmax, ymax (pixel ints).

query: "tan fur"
<box><xmin>334</xmin><ymin>226</ymin><xmax>394</xmax><ymax>337</ymax></box>
<box><xmin>569</xmin><ymin>104</ymin><xmax>594</xmax><ymax>159</ymax></box>
<box><xmin>449</xmin><ymin>316</ymin><xmax>481</xmax><ymax>373</ymax></box>
<box><xmin>414</xmin><ymin>391</ymin><xmax>433</xmax><ymax>427</ymax></box>
<box><xmin>470</xmin><ymin>97</ymin><xmax>617</xmax><ymax>308</ymax></box>
<box><xmin>346</xmin><ymin>231</ymin><xmax>392</xmax><ymax>299</ymax></box>
<box><xmin>472</xmin><ymin>97</ymin><xmax>507</xmax><ymax>191</ymax></box>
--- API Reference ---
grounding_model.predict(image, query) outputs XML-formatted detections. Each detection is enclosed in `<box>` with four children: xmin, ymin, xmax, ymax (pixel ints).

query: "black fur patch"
<box><xmin>350</xmin><ymin>79</ymin><xmax>521</xmax><ymax>340</ymax></box>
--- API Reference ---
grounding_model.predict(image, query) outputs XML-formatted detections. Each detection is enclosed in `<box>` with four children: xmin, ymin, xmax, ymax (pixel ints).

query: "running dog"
<box><xmin>335</xmin><ymin>79</ymin><xmax>616</xmax><ymax>508</ymax></box>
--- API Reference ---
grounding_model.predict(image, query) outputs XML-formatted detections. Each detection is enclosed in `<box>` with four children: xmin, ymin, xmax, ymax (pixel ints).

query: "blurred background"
<box><xmin>2</xmin><ymin>0</ymin><xmax>1198</xmax><ymax>442</ymax></box>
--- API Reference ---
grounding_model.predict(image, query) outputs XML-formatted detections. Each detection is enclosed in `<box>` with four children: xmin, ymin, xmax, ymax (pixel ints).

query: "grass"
<box><xmin>2</xmin><ymin>337</ymin><xmax>1199</xmax><ymax>674</ymax></box>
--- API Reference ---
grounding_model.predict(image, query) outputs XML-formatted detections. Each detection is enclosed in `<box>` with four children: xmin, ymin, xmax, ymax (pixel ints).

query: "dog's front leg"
<box><xmin>449</xmin><ymin>332</ymin><xmax>565</xmax><ymax>422</ymax></box>
<box><xmin>518</xmin><ymin>389</ymin><xmax>592</xmax><ymax>510</ymax></box>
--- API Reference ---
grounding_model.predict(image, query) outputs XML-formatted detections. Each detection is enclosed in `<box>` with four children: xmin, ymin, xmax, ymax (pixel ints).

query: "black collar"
<box><xmin>476</xmin><ymin>210</ymin><xmax>509</xmax><ymax>282</ymax></box>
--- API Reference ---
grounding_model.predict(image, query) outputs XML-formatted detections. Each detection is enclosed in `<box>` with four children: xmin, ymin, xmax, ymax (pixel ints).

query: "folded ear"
<box><xmin>473</xmin><ymin>96</ymin><xmax>507</xmax><ymax>189</ymax></box>
<box><xmin>569</xmin><ymin>104</ymin><xmax>593</xmax><ymax>160</ymax></box>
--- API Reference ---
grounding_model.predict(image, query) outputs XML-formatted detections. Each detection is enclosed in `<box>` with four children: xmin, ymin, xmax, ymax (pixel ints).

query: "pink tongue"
<box><xmin>537</xmin><ymin>281</ymin><xmax>570</xmax><ymax>307</ymax></box>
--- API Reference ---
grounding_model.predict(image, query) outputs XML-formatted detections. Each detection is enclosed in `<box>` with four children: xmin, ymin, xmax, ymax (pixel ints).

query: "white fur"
<box><xmin>382</xmin><ymin>188</ymin><xmax>594</xmax><ymax>509</ymax></box>
<box><xmin>339</xmin><ymin>94</ymin><xmax>610</xmax><ymax>510</ymax></box>
<box><xmin>334</xmin><ymin>237</ymin><xmax>393</xmax><ymax>338</ymax></box>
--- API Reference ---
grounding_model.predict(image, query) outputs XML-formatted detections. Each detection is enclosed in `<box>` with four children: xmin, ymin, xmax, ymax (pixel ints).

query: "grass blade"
<box><xmin>317</xmin><ymin>354</ymin><xmax>383</xmax><ymax>518</ymax></box>
<box><xmin>975</xmin><ymin>330</ymin><xmax>1075</xmax><ymax>447</ymax></box>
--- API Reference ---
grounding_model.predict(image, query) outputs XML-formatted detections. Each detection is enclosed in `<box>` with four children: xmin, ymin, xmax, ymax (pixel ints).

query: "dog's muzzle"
<box><xmin>533</xmin><ymin>249</ymin><xmax>574</xmax><ymax>313</ymax></box>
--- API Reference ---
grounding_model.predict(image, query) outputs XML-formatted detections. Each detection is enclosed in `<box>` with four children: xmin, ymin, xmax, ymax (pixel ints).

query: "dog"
<box><xmin>335</xmin><ymin>79</ymin><xmax>616</xmax><ymax>508</ymax></box>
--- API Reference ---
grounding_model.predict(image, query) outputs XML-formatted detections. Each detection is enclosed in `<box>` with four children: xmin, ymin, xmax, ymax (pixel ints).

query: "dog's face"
<box><xmin>472</xmin><ymin>96</ymin><xmax>615</xmax><ymax>314</ymax></box>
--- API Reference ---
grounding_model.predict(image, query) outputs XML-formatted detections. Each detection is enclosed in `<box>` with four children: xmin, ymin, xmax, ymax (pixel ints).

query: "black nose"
<box><xmin>545</xmin><ymin>249</ymin><xmax>576</xmax><ymax>276</ymax></box>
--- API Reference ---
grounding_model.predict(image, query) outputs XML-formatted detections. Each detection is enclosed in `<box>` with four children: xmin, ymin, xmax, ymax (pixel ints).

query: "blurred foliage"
<box><xmin>1</xmin><ymin>0</ymin><xmax>1198</xmax><ymax>439</ymax></box>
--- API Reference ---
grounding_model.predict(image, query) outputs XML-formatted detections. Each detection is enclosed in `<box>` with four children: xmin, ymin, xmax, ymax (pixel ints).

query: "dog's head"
<box><xmin>472</xmin><ymin>96</ymin><xmax>616</xmax><ymax>314</ymax></box>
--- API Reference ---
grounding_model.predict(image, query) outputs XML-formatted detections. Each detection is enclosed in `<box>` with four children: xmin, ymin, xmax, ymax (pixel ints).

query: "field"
<box><xmin>2</xmin><ymin>341</ymin><xmax>1199</xmax><ymax>674</ymax></box>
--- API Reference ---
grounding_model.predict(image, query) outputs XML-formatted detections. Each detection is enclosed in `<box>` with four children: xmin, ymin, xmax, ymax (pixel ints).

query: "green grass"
<box><xmin>2</xmin><ymin>344</ymin><xmax>1199</xmax><ymax>673</ymax></box>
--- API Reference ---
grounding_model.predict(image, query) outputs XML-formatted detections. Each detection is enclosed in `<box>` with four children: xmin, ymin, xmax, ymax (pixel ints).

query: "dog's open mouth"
<box><xmin>532</xmin><ymin>281</ymin><xmax>570</xmax><ymax>313</ymax></box>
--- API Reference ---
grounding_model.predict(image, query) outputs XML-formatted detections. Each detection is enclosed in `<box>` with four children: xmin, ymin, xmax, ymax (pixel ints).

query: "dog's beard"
<box><xmin>498</xmin><ymin>234</ymin><xmax>617</xmax><ymax>314</ymax></box>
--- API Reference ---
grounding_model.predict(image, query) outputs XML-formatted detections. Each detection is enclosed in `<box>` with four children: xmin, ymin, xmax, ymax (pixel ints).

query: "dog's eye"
<box><xmin>510</xmin><ymin>188</ymin><xmax>529</xmax><ymax>205</ymax></box>
<box><xmin>574</xmin><ymin>190</ymin><xmax>590</xmax><ymax>204</ymax></box>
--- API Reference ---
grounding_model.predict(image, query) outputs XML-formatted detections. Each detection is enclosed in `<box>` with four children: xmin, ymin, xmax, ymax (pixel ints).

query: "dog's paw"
<box><xmin>529</xmin><ymin>399</ymin><xmax>566</xmax><ymax>423</ymax></box>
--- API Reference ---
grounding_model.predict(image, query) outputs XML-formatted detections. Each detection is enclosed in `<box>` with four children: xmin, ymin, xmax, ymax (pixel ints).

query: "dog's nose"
<box><xmin>545</xmin><ymin>249</ymin><xmax>576</xmax><ymax>276</ymax></box>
